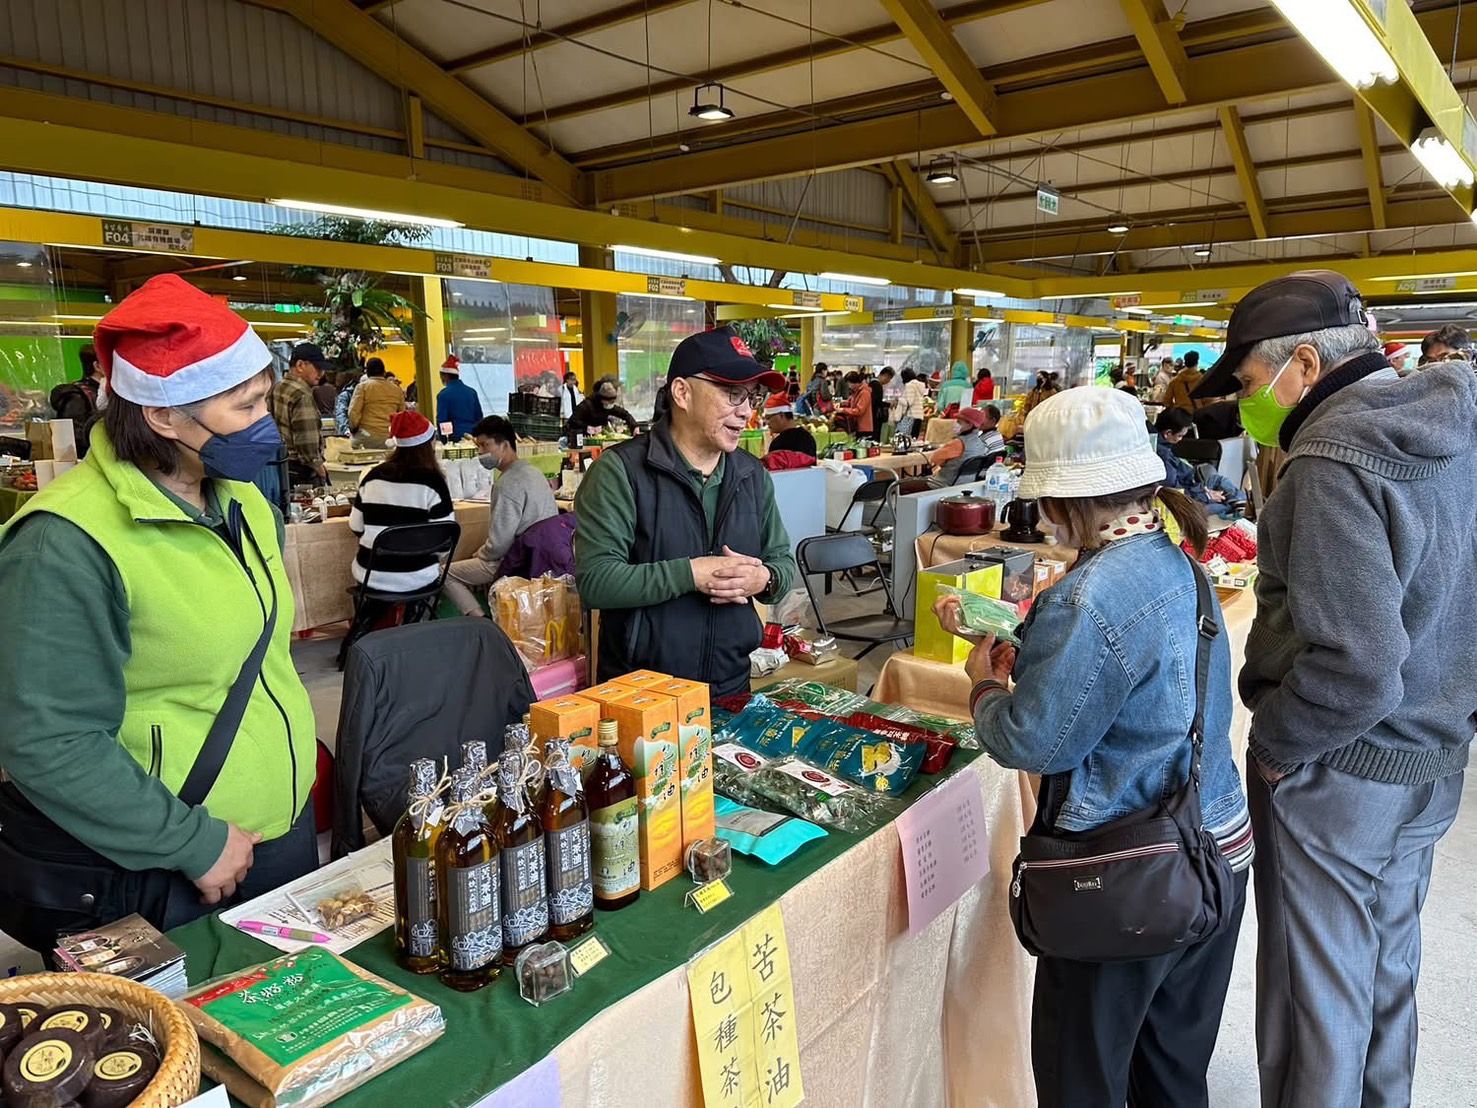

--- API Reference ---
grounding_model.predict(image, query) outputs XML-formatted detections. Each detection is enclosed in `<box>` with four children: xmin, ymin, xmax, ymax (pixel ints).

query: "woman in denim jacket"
<box><xmin>936</xmin><ymin>387</ymin><xmax>1252</xmax><ymax>1108</ymax></box>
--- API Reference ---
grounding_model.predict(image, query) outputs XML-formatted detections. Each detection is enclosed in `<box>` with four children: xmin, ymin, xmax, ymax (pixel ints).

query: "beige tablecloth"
<box><xmin>859</xmin><ymin>450</ymin><xmax>931</xmax><ymax>475</ymax></box>
<box><xmin>753</xmin><ymin>654</ymin><xmax>859</xmax><ymax>692</ymax></box>
<box><xmin>552</xmin><ymin>751</ymin><xmax>1035</xmax><ymax>1108</ymax></box>
<box><xmin>281</xmin><ymin>500</ymin><xmax>490</xmax><ymax>631</ymax></box>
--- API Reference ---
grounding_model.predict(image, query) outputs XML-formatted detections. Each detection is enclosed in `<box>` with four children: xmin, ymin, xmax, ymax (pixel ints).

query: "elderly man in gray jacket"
<box><xmin>1193</xmin><ymin>270</ymin><xmax>1476</xmax><ymax>1108</ymax></box>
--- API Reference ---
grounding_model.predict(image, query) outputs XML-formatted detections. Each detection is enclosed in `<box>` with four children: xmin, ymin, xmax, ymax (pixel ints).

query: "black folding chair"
<box><xmin>795</xmin><ymin>532</ymin><xmax>913</xmax><ymax>662</ymax></box>
<box><xmin>1171</xmin><ymin>436</ymin><xmax>1223</xmax><ymax>470</ymax></box>
<box><xmin>951</xmin><ymin>450</ymin><xmax>1004</xmax><ymax>486</ymax></box>
<box><xmin>828</xmin><ymin>473</ymin><xmax>896</xmax><ymax>534</ymax></box>
<box><xmin>338</xmin><ymin>520</ymin><xmax>461</xmax><ymax>668</ymax></box>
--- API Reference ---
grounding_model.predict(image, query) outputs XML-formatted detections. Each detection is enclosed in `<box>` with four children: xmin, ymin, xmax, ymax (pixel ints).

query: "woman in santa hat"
<box><xmin>349</xmin><ymin>409</ymin><xmax>455</xmax><ymax>596</ymax></box>
<box><xmin>0</xmin><ymin>274</ymin><xmax>320</xmax><ymax>953</ymax></box>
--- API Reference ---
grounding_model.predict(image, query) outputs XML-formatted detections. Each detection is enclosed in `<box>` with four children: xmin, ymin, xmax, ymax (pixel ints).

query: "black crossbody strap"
<box><xmin>1183</xmin><ymin>548</ymin><xmax>1219</xmax><ymax>787</ymax></box>
<box><xmin>178</xmin><ymin>505</ymin><xmax>279</xmax><ymax>809</ymax></box>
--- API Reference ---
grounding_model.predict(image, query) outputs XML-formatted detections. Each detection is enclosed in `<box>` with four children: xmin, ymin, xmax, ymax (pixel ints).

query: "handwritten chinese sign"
<box><xmin>686</xmin><ymin>904</ymin><xmax>803</xmax><ymax>1108</ymax></box>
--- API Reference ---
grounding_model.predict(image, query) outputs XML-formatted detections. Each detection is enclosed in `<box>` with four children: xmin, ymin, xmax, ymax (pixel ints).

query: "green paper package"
<box><xmin>935</xmin><ymin>584</ymin><xmax>1023</xmax><ymax>644</ymax></box>
<box><xmin>714</xmin><ymin>796</ymin><xmax>828</xmax><ymax>865</ymax></box>
<box><xmin>180</xmin><ymin>946</ymin><xmax>444</xmax><ymax>1108</ymax></box>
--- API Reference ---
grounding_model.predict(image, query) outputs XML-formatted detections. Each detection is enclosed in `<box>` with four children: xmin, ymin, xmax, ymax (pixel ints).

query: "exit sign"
<box><xmin>1036</xmin><ymin>186</ymin><xmax>1061</xmax><ymax>217</ymax></box>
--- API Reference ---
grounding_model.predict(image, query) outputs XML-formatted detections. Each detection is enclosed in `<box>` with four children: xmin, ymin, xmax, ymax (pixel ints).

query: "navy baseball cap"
<box><xmin>667</xmin><ymin>328</ymin><xmax>786</xmax><ymax>392</ymax></box>
<box><xmin>291</xmin><ymin>342</ymin><xmax>333</xmax><ymax>371</ymax></box>
<box><xmin>1193</xmin><ymin>270</ymin><xmax>1368</xmax><ymax>398</ymax></box>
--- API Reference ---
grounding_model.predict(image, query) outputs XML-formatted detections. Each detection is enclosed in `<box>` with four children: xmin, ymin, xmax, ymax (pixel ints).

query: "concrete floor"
<box><xmin>295</xmin><ymin>591</ymin><xmax>1477</xmax><ymax>1106</ymax></box>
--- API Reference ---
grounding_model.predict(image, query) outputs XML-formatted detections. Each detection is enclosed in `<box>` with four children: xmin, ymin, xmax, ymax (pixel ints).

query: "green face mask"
<box><xmin>1237</xmin><ymin>353</ymin><xmax>1302</xmax><ymax>447</ymax></box>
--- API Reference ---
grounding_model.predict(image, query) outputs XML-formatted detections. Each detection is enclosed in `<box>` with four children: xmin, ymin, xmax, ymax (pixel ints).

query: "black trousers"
<box><xmin>1031</xmin><ymin>868</ymin><xmax>1248</xmax><ymax>1108</ymax></box>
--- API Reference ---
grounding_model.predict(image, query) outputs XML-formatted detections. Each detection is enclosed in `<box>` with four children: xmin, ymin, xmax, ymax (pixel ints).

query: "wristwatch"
<box><xmin>760</xmin><ymin>564</ymin><xmax>776</xmax><ymax>598</ymax></box>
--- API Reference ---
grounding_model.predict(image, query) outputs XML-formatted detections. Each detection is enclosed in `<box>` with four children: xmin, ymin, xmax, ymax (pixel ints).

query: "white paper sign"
<box><xmin>895</xmin><ymin>768</ymin><xmax>990</xmax><ymax>936</ymax></box>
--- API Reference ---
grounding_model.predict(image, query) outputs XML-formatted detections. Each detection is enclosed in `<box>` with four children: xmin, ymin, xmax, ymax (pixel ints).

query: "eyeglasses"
<box><xmin>692</xmin><ymin>376</ymin><xmax>767</xmax><ymax>410</ymax></box>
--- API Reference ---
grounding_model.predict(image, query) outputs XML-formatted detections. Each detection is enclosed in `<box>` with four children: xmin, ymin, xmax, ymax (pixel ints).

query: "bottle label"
<box><xmin>547</xmin><ymin>819</ymin><xmax>594</xmax><ymax>925</ymax></box>
<box><xmin>446</xmin><ymin>860</ymin><xmax>501</xmax><ymax>971</ymax></box>
<box><xmin>591</xmin><ymin>796</ymin><xmax>640</xmax><ymax>898</ymax></box>
<box><xmin>406</xmin><ymin>856</ymin><xmax>437</xmax><ymax>958</ymax></box>
<box><xmin>501</xmin><ymin>839</ymin><xmax>550</xmax><ymax>946</ymax></box>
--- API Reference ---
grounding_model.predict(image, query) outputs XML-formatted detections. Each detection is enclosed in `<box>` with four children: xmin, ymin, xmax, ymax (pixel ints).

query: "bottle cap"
<box><xmin>598</xmin><ymin>719</ymin><xmax>619</xmax><ymax>747</ymax></box>
<box><xmin>460</xmin><ymin>741</ymin><xmax>487</xmax><ymax>775</ymax></box>
<box><xmin>408</xmin><ymin>759</ymin><xmax>437</xmax><ymax>798</ymax></box>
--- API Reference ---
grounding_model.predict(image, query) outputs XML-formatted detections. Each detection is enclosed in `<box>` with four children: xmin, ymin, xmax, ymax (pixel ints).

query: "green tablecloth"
<box><xmin>0</xmin><ymin>485</ymin><xmax>34</xmax><ymax>523</ymax></box>
<box><xmin>171</xmin><ymin>749</ymin><xmax>979</xmax><ymax>1106</ymax></box>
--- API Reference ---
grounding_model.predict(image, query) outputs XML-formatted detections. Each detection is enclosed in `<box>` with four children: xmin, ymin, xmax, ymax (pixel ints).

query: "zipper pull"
<box><xmin>1011</xmin><ymin>860</ymin><xmax>1022</xmax><ymax>898</ymax></box>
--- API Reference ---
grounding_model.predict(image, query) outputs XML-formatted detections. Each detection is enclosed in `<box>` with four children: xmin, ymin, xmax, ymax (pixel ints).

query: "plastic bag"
<box><xmin>715</xmin><ymin>796</ymin><xmax>827</xmax><ymax>864</ymax></box>
<box><xmin>712</xmin><ymin>744</ymin><xmax>899</xmax><ymax>833</ymax></box>
<box><xmin>936</xmin><ymin>584</ymin><xmax>1022</xmax><ymax>645</ymax></box>
<box><xmin>493</xmin><ymin>574</ymin><xmax>582</xmax><ymax>666</ymax></box>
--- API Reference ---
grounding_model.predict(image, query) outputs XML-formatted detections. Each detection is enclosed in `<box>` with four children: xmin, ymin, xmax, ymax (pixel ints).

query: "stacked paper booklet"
<box><xmin>54</xmin><ymin>913</ymin><xmax>188</xmax><ymax>998</ymax></box>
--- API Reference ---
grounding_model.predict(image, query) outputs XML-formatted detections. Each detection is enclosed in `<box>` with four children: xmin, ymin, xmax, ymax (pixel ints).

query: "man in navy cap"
<box><xmin>1196</xmin><ymin>270</ymin><xmax>1477</xmax><ymax>1108</ymax></box>
<box><xmin>574</xmin><ymin>328</ymin><xmax>798</xmax><ymax>695</ymax></box>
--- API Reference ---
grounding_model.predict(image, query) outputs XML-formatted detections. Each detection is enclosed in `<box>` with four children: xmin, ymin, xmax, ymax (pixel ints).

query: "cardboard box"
<box><xmin>612</xmin><ymin>669</ymin><xmax>671</xmax><ymax>691</ymax></box>
<box><xmin>648</xmin><ymin>678</ymin><xmax>714</xmax><ymax>849</ymax></box>
<box><xmin>528</xmin><ymin>694</ymin><xmax>601</xmax><ymax>771</ymax></box>
<box><xmin>605</xmin><ymin>692</ymin><xmax>682</xmax><ymax>891</ymax></box>
<box><xmin>914</xmin><ymin>557</ymin><xmax>1004</xmax><ymax>664</ymax></box>
<box><xmin>1037</xmin><ymin>557</ymin><xmax>1069</xmax><ymax>588</ymax></box>
<box><xmin>582</xmin><ymin>680</ymin><xmax>638</xmax><ymax>715</ymax></box>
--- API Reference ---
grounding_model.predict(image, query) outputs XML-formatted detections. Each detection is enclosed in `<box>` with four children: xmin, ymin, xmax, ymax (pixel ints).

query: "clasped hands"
<box><xmin>932</xmin><ymin>595</ymin><xmax>1017</xmax><ymax>685</ymax></box>
<box><xmin>691</xmin><ymin>545</ymin><xmax>770</xmax><ymax>605</ymax></box>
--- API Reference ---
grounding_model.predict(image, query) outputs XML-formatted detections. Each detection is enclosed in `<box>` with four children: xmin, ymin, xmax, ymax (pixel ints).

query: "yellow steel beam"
<box><xmin>1217</xmin><ymin>105</ymin><xmax>1270</xmax><ymax>241</ymax></box>
<box><xmin>1353</xmin><ymin>99</ymin><xmax>1388</xmax><ymax>231</ymax></box>
<box><xmin>444</xmin><ymin>0</ymin><xmax>692</xmax><ymax>74</ymax></box>
<box><xmin>411</xmin><ymin>276</ymin><xmax>446</xmax><ymax>425</ymax></box>
<box><xmin>886</xmin><ymin>161</ymin><xmax>958</xmax><ymax>262</ymax></box>
<box><xmin>0</xmin><ymin>90</ymin><xmax>1031</xmax><ymax>294</ymax></box>
<box><xmin>1118</xmin><ymin>0</ymin><xmax>1189</xmax><ymax>105</ymax></box>
<box><xmin>242</xmin><ymin>0</ymin><xmax>583</xmax><ymax>202</ymax></box>
<box><xmin>592</xmin><ymin>6</ymin><xmax>1477</xmax><ymax>203</ymax></box>
<box><xmin>878</xmin><ymin>0</ymin><xmax>997</xmax><ymax>137</ymax></box>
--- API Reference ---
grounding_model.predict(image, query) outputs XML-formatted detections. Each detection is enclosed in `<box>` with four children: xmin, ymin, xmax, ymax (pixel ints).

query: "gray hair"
<box><xmin>1247</xmin><ymin>324</ymin><xmax>1378</xmax><ymax>372</ymax></box>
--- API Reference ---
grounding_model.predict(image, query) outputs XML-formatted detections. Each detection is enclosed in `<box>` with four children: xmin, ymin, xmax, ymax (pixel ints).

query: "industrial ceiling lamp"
<box><xmin>1269</xmin><ymin>0</ymin><xmax>1396</xmax><ymax>90</ymax></box>
<box><xmin>1413</xmin><ymin>126</ymin><xmax>1475</xmax><ymax>188</ymax></box>
<box><xmin>1107</xmin><ymin>218</ymin><xmax>1131</xmax><ymax>234</ymax></box>
<box><xmin>925</xmin><ymin>156</ymin><xmax>959</xmax><ymax>185</ymax></box>
<box><xmin>1193</xmin><ymin>246</ymin><xmax>1213</xmax><ymax>258</ymax></box>
<box><xmin>689</xmin><ymin>82</ymin><xmax>734</xmax><ymax>122</ymax></box>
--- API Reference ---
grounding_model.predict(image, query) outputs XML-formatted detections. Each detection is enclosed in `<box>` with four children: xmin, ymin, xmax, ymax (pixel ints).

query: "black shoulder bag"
<box><xmin>1008</xmin><ymin>550</ymin><xmax>1235</xmax><ymax>962</ymax></box>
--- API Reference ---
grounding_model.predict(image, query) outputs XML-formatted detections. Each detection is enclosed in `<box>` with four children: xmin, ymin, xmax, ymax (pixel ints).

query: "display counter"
<box><xmin>170</xmin><ymin>748</ymin><xmax>1034</xmax><ymax>1107</ymax></box>
<box><xmin>282</xmin><ymin>501</ymin><xmax>489</xmax><ymax>631</ymax></box>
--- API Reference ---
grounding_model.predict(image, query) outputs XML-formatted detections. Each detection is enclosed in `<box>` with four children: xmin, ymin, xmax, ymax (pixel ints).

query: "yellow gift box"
<box><xmin>914</xmin><ymin>556</ymin><xmax>1004</xmax><ymax>664</ymax></box>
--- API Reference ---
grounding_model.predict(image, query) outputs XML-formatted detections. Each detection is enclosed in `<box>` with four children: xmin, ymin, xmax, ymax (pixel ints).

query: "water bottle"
<box><xmin>984</xmin><ymin>462</ymin><xmax>1008</xmax><ymax>514</ymax></box>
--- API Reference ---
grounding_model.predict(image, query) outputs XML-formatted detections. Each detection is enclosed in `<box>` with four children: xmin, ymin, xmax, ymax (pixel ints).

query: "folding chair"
<box><xmin>795</xmin><ymin>532</ymin><xmax>914</xmax><ymax>662</ymax></box>
<box><xmin>338</xmin><ymin>520</ymin><xmax>461</xmax><ymax>668</ymax></box>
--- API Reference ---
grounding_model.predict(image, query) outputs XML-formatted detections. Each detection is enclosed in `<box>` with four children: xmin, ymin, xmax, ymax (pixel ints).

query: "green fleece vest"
<box><xmin>8</xmin><ymin>429</ymin><xmax>315</xmax><ymax>840</ymax></box>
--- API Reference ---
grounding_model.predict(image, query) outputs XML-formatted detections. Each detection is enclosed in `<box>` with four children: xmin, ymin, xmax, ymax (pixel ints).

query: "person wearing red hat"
<box><xmin>926</xmin><ymin>404</ymin><xmax>1004</xmax><ymax>487</ymax></box>
<box><xmin>0</xmin><ymin>274</ymin><xmax>320</xmax><ymax>953</ymax></box>
<box><xmin>762</xmin><ymin>392</ymin><xmax>816</xmax><ymax>458</ymax></box>
<box><xmin>434</xmin><ymin>354</ymin><xmax>483</xmax><ymax>442</ymax></box>
<box><xmin>575</xmin><ymin>328</ymin><xmax>797</xmax><ymax>696</ymax></box>
<box><xmin>349</xmin><ymin>411</ymin><xmax>454</xmax><ymax>595</ymax></box>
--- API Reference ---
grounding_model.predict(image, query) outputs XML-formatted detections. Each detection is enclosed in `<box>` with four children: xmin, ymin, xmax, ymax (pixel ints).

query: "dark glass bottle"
<box><xmin>542</xmin><ymin>738</ymin><xmax>594</xmax><ymax>941</ymax></box>
<box><xmin>436</xmin><ymin>766</ymin><xmax>502</xmax><ymax>991</ymax></box>
<box><xmin>495</xmin><ymin>740</ymin><xmax>550</xmax><ymax>965</ymax></box>
<box><xmin>587</xmin><ymin>721</ymin><xmax>640</xmax><ymax>911</ymax></box>
<box><xmin>392</xmin><ymin>758</ymin><xmax>442</xmax><ymax>974</ymax></box>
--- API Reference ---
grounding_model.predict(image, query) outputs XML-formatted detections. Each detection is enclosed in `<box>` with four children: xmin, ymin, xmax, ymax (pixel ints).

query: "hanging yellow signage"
<box><xmin>686</xmin><ymin>904</ymin><xmax>803</xmax><ymax>1108</ymax></box>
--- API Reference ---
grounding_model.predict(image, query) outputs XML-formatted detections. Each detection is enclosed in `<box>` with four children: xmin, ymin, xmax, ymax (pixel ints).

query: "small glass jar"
<box><xmin>686</xmin><ymin>838</ymin><xmax>732</xmax><ymax>885</ymax></box>
<box><xmin>514</xmin><ymin>941</ymin><xmax>573</xmax><ymax>1007</ymax></box>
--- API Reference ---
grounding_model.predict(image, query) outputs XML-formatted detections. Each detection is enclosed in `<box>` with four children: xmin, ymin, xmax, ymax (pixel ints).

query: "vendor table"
<box><xmin>857</xmin><ymin>450</ymin><xmax>930</xmax><ymax>476</ymax></box>
<box><xmin>171</xmin><ymin>749</ymin><xmax>1034</xmax><ymax>1107</ymax></box>
<box><xmin>752</xmin><ymin>653</ymin><xmax>858</xmax><ymax>693</ymax></box>
<box><xmin>886</xmin><ymin>528</ymin><xmax>1256</xmax><ymax>756</ymax></box>
<box><xmin>0</xmin><ymin>485</ymin><xmax>33</xmax><ymax>523</ymax></box>
<box><xmin>282</xmin><ymin>500</ymin><xmax>489</xmax><ymax>631</ymax></box>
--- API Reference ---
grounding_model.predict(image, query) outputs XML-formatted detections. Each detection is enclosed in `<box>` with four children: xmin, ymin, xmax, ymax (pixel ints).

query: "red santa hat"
<box><xmin>387</xmin><ymin>410</ymin><xmax>436</xmax><ymax>448</ymax></box>
<box><xmin>764</xmin><ymin>392</ymin><xmax>793</xmax><ymax>417</ymax></box>
<box><xmin>441</xmin><ymin>354</ymin><xmax>461</xmax><ymax>375</ymax></box>
<box><xmin>92</xmin><ymin>274</ymin><xmax>271</xmax><ymax>406</ymax></box>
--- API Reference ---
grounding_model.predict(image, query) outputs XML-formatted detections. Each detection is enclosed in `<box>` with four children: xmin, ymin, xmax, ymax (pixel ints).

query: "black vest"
<box><xmin>598</xmin><ymin>423</ymin><xmax>767</xmax><ymax>697</ymax></box>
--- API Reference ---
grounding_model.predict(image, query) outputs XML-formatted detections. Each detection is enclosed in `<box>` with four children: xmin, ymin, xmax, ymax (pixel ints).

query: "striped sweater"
<box><xmin>349</xmin><ymin>464</ymin><xmax>454</xmax><ymax>593</ymax></box>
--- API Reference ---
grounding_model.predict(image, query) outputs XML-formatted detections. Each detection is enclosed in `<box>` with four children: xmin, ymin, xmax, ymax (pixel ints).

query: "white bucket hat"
<box><xmin>1016</xmin><ymin>387</ymin><xmax>1165</xmax><ymax>499</ymax></box>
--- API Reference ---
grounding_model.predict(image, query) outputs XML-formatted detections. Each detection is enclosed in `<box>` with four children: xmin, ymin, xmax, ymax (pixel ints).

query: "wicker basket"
<box><xmin>0</xmin><ymin>972</ymin><xmax>201</xmax><ymax>1107</ymax></box>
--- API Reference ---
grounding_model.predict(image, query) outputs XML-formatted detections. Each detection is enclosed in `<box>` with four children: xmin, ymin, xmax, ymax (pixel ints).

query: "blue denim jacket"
<box><xmin>973</xmin><ymin>530</ymin><xmax>1246</xmax><ymax>835</ymax></box>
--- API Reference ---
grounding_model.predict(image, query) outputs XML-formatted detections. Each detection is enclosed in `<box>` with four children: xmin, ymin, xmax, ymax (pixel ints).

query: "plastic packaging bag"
<box><xmin>715</xmin><ymin>796</ymin><xmax>827</xmax><ymax>864</ymax></box>
<box><xmin>712</xmin><ymin>744</ymin><xmax>900</xmax><ymax>833</ymax></box>
<box><xmin>936</xmin><ymin>584</ymin><xmax>1022</xmax><ymax>644</ymax></box>
<box><xmin>493</xmin><ymin>574</ymin><xmax>582</xmax><ymax>666</ymax></box>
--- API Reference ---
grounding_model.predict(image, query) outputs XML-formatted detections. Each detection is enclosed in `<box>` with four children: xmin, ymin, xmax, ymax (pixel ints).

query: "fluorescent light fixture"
<box><xmin>232</xmin><ymin>274</ymin><xmax>248</xmax><ymax>281</ymax></box>
<box><xmin>611</xmin><ymin>244</ymin><xmax>720</xmax><ymax>266</ymax></box>
<box><xmin>1411</xmin><ymin>127</ymin><xmax>1475</xmax><ymax>188</ymax></box>
<box><xmin>818</xmin><ymin>272</ymin><xmax>891</xmax><ymax>286</ymax></box>
<box><xmin>765</xmin><ymin>302</ymin><xmax>822</xmax><ymax>312</ymax></box>
<box><xmin>1269</xmin><ymin>0</ymin><xmax>1397</xmax><ymax>90</ymax></box>
<box><xmin>1107</xmin><ymin>222</ymin><xmax>1131</xmax><ymax>234</ymax></box>
<box><xmin>53</xmin><ymin>313</ymin><xmax>103</xmax><ymax>320</ymax></box>
<box><xmin>689</xmin><ymin>82</ymin><xmax>734</xmax><ymax>122</ymax></box>
<box><xmin>462</xmin><ymin>327</ymin><xmax>508</xmax><ymax>334</ymax></box>
<box><xmin>853</xmin><ymin>342</ymin><xmax>879</xmax><ymax>349</ymax></box>
<box><xmin>15</xmin><ymin>261</ymin><xmax>33</xmax><ymax>268</ymax></box>
<box><xmin>0</xmin><ymin>320</ymin><xmax>64</xmax><ymax>328</ymax></box>
<box><xmin>955</xmin><ymin>287</ymin><xmax>1004</xmax><ymax>298</ymax></box>
<box><xmin>973</xmin><ymin>316</ymin><xmax>1003</xmax><ymax>324</ymax></box>
<box><xmin>637</xmin><ymin>293</ymin><xmax>698</xmax><ymax>302</ymax></box>
<box><xmin>1193</xmin><ymin>247</ymin><xmax>1213</xmax><ymax>258</ymax></box>
<box><xmin>511</xmin><ymin>336</ymin><xmax>550</xmax><ymax>343</ymax></box>
<box><xmin>1176</xmin><ymin>314</ymin><xmax>1206</xmax><ymax>321</ymax></box>
<box><xmin>1119</xmin><ymin>306</ymin><xmax>1156</xmax><ymax>315</ymax></box>
<box><xmin>268</xmin><ymin>198</ymin><xmax>464</xmax><ymax>228</ymax></box>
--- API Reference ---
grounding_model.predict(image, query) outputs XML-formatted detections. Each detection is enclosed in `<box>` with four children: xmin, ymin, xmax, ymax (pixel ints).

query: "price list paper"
<box><xmin>895</xmin><ymin>768</ymin><xmax>990</xmax><ymax>936</ymax></box>
<box><xmin>686</xmin><ymin>904</ymin><xmax>804</xmax><ymax>1108</ymax></box>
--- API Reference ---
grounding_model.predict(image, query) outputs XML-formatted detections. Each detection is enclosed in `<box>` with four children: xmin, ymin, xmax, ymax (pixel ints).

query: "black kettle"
<box><xmin>1001</xmin><ymin>497</ymin><xmax>1044</xmax><ymax>543</ymax></box>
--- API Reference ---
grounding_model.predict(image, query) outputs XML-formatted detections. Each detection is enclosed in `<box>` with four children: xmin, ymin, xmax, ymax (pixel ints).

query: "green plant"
<box><xmin>731</xmin><ymin>318</ymin><xmax>797</xmax><ymax>366</ymax></box>
<box><xmin>270</xmin><ymin>217</ymin><xmax>432</xmax><ymax>368</ymax></box>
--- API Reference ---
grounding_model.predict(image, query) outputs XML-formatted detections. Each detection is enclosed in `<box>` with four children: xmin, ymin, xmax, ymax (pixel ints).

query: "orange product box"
<box><xmin>582</xmin><ymin>680</ymin><xmax>638</xmax><ymax>715</ymax></box>
<box><xmin>528</xmin><ymin>695</ymin><xmax>601</xmax><ymax>771</ymax></box>
<box><xmin>648</xmin><ymin>678</ymin><xmax>714</xmax><ymax>849</ymax></box>
<box><xmin>605</xmin><ymin>692</ymin><xmax>682</xmax><ymax>891</ymax></box>
<box><xmin>612</xmin><ymin>669</ymin><xmax>671</xmax><ymax>691</ymax></box>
